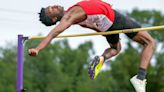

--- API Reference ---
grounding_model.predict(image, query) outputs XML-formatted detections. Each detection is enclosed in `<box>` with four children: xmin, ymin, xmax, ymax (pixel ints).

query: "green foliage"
<box><xmin>129</xmin><ymin>8</ymin><xmax>164</xmax><ymax>43</ymax></box>
<box><xmin>23</xmin><ymin>39</ymin><xmax>95</xmax><ymax>92</ymax></box>
<box><xmin>0</xmin><ymin>46</ymin><xmax>17</xmax><ymax>92</ymax></box>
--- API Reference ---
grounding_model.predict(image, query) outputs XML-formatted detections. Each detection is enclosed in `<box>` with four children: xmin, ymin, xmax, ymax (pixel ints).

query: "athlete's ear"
<box><xmin>52</xmin><ymin>17</ymin><xmax>58</xmax><ymax>22</ymax></box>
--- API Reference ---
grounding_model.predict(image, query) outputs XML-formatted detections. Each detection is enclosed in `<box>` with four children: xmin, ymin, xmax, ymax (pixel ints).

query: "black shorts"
<box><xmin>105</xmin><ymin>10</ymin><xmax>141</xmax><ymax>44</ymax></box>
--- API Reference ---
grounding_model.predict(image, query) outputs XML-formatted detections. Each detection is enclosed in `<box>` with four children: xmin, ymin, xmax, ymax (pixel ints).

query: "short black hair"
<box><xmin>39</xmin><ymin>8</ymin><xmax>57</xmax><ymax>26</ymax></box>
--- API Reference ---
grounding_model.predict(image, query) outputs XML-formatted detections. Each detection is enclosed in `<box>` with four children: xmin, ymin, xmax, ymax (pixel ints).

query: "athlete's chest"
<box><xmin>79</xmin><ymin>14</ymin><xmax>113</xmax><ymax>31</ymax></box>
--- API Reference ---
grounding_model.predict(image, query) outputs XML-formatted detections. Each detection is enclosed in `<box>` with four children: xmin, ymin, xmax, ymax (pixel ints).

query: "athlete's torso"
<box><xmin>67</xmin><ymin>0</ymin><xmax>115</xmax><ymax>32</ymax></box>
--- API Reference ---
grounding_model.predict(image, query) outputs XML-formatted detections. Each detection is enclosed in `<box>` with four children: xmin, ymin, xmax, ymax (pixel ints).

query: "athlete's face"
<box><xmin>45</xmin><ymin>5</ymin><xmax>64</xmax><ymax>19</ymax></box>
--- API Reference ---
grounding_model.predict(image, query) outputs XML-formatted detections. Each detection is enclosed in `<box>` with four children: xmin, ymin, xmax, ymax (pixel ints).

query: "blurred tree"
<box><xmin>0</xmin><ymin>45</ymin><xmax>17</xmax><ymax>92</ymax></box>
<box><xmin>24</xmin><ymin>39</ymin><xmax>96</xmax><ymax>92</ymax></box>
<box><xmin>128</xmin><ymin>8</ymin><xmax>164</xmax><ymax>42</ymax></box>
<box><xmin>109</xmin><ymin>42</ymin><xmax>139</xmax><ymax>92</ymax></box>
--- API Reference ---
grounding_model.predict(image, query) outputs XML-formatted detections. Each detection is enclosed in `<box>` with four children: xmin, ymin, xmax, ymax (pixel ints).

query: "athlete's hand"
<box><xmin>28</xmin><ymin>48</ymin><xmax>39</xmax><ymax>56</ymax></box>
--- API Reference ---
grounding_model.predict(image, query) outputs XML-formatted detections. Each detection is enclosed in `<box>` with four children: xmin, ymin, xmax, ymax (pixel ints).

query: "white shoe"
<box><xmin>130</xmin><ymin>75</ymin><xmax>146</xmax><ymax>92</ymax></box>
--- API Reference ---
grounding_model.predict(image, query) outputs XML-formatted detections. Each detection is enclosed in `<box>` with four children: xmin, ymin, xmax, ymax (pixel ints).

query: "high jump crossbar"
<box><xmin>17</xmin><ymin>25</ymin><xmax>164</xmax><ymax>92</ymax></box>
<box><xmin>29</xmin><ymin>25</ymin><xmax>164</xmax><ymax>40</ymax></box>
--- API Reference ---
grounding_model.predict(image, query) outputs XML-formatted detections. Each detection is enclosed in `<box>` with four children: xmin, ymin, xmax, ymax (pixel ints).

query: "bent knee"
<box><xmin>145</xmin><ymin>38</ymin><xmax>156</xmax><ymax>50</ymax></box>
<box><xmin>149</xmin><ymin>38</ymin><xmax>156</xmax><ymax>48</ymax></box>
<box><xmin>110</xmin><ymin>42</ymin><xmax>122</xmax><ymax>52</ymax></box>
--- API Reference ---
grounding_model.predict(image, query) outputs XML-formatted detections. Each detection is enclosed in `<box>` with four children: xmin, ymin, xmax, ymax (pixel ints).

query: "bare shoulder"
<box><xmin>63</xmin><ymin>6</ymin><xmax>86</xmax><ymax>23</ymax></box>
<box><xmin>67</xmin><ymin>6</ymin><xmax>86</xmax><ymax>15</ymax></box>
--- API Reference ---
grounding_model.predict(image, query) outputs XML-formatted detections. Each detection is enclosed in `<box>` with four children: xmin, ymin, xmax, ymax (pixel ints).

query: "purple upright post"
<box><xmin>17</xmin><ymin>35</ymin><xmax>24</xmax><ymax>92</ymax></box>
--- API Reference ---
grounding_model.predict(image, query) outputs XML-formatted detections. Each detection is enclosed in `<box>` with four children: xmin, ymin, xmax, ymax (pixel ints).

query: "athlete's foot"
<box><xmin>130</xmin><ymin>75</ymin><xmax>146</xmax><ymax>92</ymax></box>
<box><xmin>88</xmin><ymin>56</ymin><xmax>105</xmax><ymax>79</ymax></box>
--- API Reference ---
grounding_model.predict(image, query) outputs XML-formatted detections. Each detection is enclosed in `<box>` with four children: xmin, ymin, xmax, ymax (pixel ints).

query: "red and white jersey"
<box><xmin>67</xmin><ymin>0</ymin><xmax>115</xmax><ymax>32</ymax></box>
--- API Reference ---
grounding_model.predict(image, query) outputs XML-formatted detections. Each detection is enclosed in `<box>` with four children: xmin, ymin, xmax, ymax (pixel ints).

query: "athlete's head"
<box><xmin>39</xmin><ymin>5</ymin><xmax>64</xmax><ymax>26</ymax></box>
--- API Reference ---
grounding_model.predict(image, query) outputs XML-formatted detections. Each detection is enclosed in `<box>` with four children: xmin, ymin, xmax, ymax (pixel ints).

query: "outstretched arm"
<box><xmin>29</xmin><ymin>6</ymin><xmax>86</xmax><ymax>56</ymax></box>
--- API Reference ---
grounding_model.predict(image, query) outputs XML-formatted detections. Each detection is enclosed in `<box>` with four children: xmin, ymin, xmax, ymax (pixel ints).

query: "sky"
<box><xmin>0</xmin><ymin>0</ymin><xmax>164</xmax><ymax>55</ymax></box>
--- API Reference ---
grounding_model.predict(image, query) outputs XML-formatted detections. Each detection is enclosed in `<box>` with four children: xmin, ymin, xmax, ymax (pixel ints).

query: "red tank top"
<box><xmin>68</xmin><ymin>0</ymin><xmax>115</xmax><ymax>32</ymax></box>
